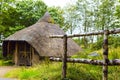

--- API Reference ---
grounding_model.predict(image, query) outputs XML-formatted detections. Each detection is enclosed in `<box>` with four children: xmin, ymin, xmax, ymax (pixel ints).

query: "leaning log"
<box><xmin>50</xmin><ymin>57</ymin><xmax>120</xmax><ymax>66</ymax></box>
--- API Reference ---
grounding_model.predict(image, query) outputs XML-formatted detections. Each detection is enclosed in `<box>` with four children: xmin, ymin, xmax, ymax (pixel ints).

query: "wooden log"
<box><xmin>50</xmin><ymin>35</ymin><xmax>64</xmax><ymax>38</ymax></box>
<box><xmin>24</xmin><ymin>42</ymin><xmax>27</xmax><ymax>66</ymax></box>
<box><xmin>50</xmin><ymin>57</ymin><xmax>120</xmax><ymax>66</ymax></box>
<box><xmin>103</xmin><ymin>30</ymin><xmax>109</xmax><ymax>80</ymax></box>
<box><xmin>7</xmin><ymin>41</ymin><xmax>10</xmax><ymax>54</ymax></box>
<box><xmin>32</xmin><ymin>47</ymin><xmax>34</xmax><ymax>65</ymax></box>
<box><xmin>109</xmin><ymin>28</ymin><xmax>120</xmax><ymax>34</ymax></box>
<box><xmin>49</xmin><ymin>28</ymin><xmax>120</xmax><ymax>38</ymax></box>
<box><xmin>62</xmin><ymin>35</ymin><xmax>67</xmax><ymax>79</ymax></box>
<box><xmin>15</xmin><ymin>42</ymin><xmax>18</xmax><ymax>65</ymax></box>
<box><xmin>30</xmin><ymin>46</ymin><xmax>32</xmax><ymax>65</ymax></box>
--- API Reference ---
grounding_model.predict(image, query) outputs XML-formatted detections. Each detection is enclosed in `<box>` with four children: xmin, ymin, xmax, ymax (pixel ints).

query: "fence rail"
<box><xmin>50</xmin><ymin>28</ymin><xmax>120</xmax><ymax>80</ymax></box>
<box><xmin>50</xmin><ymin>28</ymin><xmax>120</xmax><ymax>38</ymax></box>
<box><xmin>50</xmin><ymin>57</ymin><xmax>120</xmax><ymax>66</ymax></box>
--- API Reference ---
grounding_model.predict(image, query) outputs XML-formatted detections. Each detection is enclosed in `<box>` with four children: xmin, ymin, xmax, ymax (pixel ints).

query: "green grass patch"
<box><xmin>4</xmin><ymin>47</ymin><xmax>120</xmax><ymax>80</ymax></box>
<box><xmin>0</xmin><ymin>47</ymin><xmax>3</xmax><ymax>59</ymax></box>
<box><xmin>5</xmin><ymin>62</ymin><xmax>62</xmax><ymax>80</ymax></box>
<box><xmin>72</xmin><ymin>47</ymin><xmax>120</xmax><ymax>60</ymax></box>
<box><xmin>0</xmin><ymin>60</ymin><xmax>13</xmax><ymax>66</ymax></box>
<box><xmin>5</xmin><ymin>62</ymin><xmax>120</xmax><ymax>80</ymax></box>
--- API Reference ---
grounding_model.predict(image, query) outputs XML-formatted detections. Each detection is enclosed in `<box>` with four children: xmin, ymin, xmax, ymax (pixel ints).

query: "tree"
<box><xmin>64</xmin><ymin>4</ymin><xmax>79</xmax><ymax>34</ymax></box>
<box><xmin>95</xmin><ymin>0</ymin><xmax>116</xmax><ymax>30</ymax></box>
<box><xmin>64</xmin><ymin>0</ymin><xmax>119</xmax><ymax>48</ymax></box>
<box><xmin>0</xmin><ymin>0</ymin><xmax>65</xmax><ymax>38</ymax></box>
<box><xmin>2</xmin><ymin>0</ymin><xmax>47</xmax><ymax>29</ymax></box>
<box><xmin>0</xmin><ymin>0</ymin><xmax>16</xmax><ymax>33</ymax></box>
<box><xmin>47</xmin><ymin>7</ymin><xmax>65</xmax><ymax>29</ymax></box>
<box><xmin>15</xmin><ymin>0</ymin><xmax>47</xmax><ymax>27</ymax></box>
<box><xmin>64</xmin><ymin>0</ymin><xmax>118</xmax><ymax>31</ymax></box>
<box><xmin>114</xmin><ymin>0</ymin><xmax>120</xmax><ymax>28</ymax></box>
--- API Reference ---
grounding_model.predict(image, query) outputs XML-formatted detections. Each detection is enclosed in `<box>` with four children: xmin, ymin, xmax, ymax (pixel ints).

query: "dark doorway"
<box><xmin>17</xmin><ymin>42</ymin><xmax>32</xmax><ymax>66</ymax></box>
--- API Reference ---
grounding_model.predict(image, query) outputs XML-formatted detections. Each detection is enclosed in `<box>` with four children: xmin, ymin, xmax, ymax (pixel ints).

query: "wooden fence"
<box><xmin>50</xmin><ymin>28</ymin><xmax>120</xmax><ymax>80</ymax></box>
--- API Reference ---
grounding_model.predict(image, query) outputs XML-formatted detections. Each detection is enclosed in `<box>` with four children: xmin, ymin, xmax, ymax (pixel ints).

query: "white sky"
<box><xmin>42</xmin><ymin>0</ymin><xmax>77</xmax><ymax>8</ymax></box>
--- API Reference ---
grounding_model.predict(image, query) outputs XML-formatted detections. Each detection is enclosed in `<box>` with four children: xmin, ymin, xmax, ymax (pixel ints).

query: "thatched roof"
<box><xmin>3</xmin><ymin>12</ymin><xmax>81</xmax><ymax>57</ymax></box>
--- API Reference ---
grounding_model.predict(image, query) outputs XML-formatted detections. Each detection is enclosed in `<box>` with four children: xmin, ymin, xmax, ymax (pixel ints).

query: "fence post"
<box><xmin>103</xmin><ymin>30</ymin><xmax>109</xmax><ymax>80</ymax></box>
<box><xmin>62</xmin><ymin>34</ymin><xmax>67</xmax><ymax>79</ymax></box>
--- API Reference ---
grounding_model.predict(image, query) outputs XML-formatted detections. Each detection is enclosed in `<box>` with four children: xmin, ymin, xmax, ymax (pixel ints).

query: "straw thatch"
<box><xmin>3</xmin><ymin>12</ymin><xmax>81</xmax><ymax>57</ymax></box>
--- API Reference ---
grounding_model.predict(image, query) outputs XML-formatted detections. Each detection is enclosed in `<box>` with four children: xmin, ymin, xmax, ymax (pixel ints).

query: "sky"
<box><xmin>42</xmin><ymin>0</ymin><xmax>77</xmax><ymax>8</ymax></box>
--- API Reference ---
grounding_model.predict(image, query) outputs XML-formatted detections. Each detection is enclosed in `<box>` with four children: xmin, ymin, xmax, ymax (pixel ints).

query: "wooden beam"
<box><xmin>62</xmin><ymin>35</ymin><xmax>67</xmax><ymax>79</ymax></box>
<box><xmin>15</xmin><ymin>42</ymin><xmax>18</xmax><ymax>65</ymax></box>
<box><xmin>109</xmin><ymin>28</ymin><xmax>120</xmax><ymax>34</ymax></box>
<box><xmin>50</xmin><ymin>35</ymin><xmax>64</xmax><ymax>38</ymax></box>
<box><xmin>50</xmin><ymin>57</ymin><xmax>120</xmax><ymax>66</ymax></box>
<box><xmin>49</xmin><ymin>28</ymin><xmax>120</xmax><ymax>38</ymax></box>
<box><xmin>7</xmin><ymin>41</ymin><xmax>10</xmax><ymax>54</ymax></box>
<box><xmin>32</xmin><ymin>47</ymin><xmax>34</xmax><ymax>65</ymax></box>
<box><xmin>103</xmin><ymin>30</ymin><xmax>109</xmax><ymax>80</ymax></box>
<box><xmin>24</xmin><ymin>42</ymin><xmax>27</xmax><ymax>66</ymax></box>
<box><xmin>30</xmin><ymin>46</ymin><xmax>32</xmax><ymax>65</ymax></box>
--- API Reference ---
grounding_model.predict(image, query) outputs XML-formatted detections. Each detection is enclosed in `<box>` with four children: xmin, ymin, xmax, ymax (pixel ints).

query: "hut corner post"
<box><xmin>62</xmin><ymin>34</ymin><xmax>67</xmax><ymax>79</ymax></box>
<box><xmin>15</xmin><ymin>42</ymin><xmax>18</xmax><ymax>66</ymax></box>
<box><xmin>103</xmin><ymin>30</ymin><xmax>109</xmax><ymax>80</ymax></box>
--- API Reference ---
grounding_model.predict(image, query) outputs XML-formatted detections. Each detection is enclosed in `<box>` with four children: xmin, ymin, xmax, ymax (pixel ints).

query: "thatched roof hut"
<box><xmin>2</xmin><ymin>12</ymin><xmax>81</xmax><ymax>66</ymax></box>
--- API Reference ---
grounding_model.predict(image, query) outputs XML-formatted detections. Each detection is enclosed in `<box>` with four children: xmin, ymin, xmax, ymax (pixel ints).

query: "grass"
<box><xmin>4</xmin><ymin>47</ymin><xmax>120</xmax><ymax>80</ymax></box>
<box><xmin>0</xmin><ymin>60</ymin><xmax>13</xmax><ymax>66</ymax></box>
<box><xmin>0</xmin><ymin>46</ymin><xmax>14</xmax><ymax>66</ymax></box>
<box><xmin>5</xmin><ymin>62</ymin><xmax>62</xmax><ymax>80</ymax></box>
<box><xmin>72</xmin><ymin>47</ymin><xmax>120</xmax><ymax>60</ymax></box>
<box><xmin>5</xmin><ymin>62</ymin><xmax>120</xmax><ymax>80</ymax></box>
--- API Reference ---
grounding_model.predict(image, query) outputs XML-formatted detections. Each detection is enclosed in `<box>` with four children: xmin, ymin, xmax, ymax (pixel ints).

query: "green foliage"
<box><xmin>108</xmin><ymin>47</ymin><xmax>120</xmax><ymax>59</ymax></box>
<box><xmin>15</xmin><ymin>0</ymin><xmax>47</xmax><ymax>27</ymax></box>
<box><xmin>0</xmin><ymin>48</ymin><xmax>13</xmax><ymax>66</ymax></box>
<box><xmin>90</xmin><ymin>36</ymin><xmax>120</xmax><ymax>50</ymax></box>
<box><xmin>64</xmin><ymin>0</ymin><xmax>119</xmax><ymax>34</ymax></box>
<box><xmin>0</xmin><ymin>0</ymin><xmax>65</xmax><ymax>38</ymax></box>
<box><xmin>74</xmin><ymin>38</ymin><xmax>88</xmax><ymax>48</ymax></box>
<box><xmin>0</xmin><ymin>47</ymin><xmax>14</xmax><ymax>66</ymax></box>
<box><xmin>5</xmin><ymin>62</ymin><xmax>62</xmax><ymax>80</ymax></box>
<box><xmin>90</xmin><ymin>38</ymin><xmax>103</xmax><ymax>50</ymax></box>
<box><xmin>0</xmin><ymin>0</ymin><xmax>16</xmax><ymax>26</ymax></box>
<box><xmin>116</xmin><ymin>4</ymin><xmax>120</xmax><ymax>18</ymax></box>
<box><xmin>64</xmin><ymin>4</ymin><xmax>79</xmax><ymax>34</ymax></box>
<box><xmin>48</xmin><ymin>7</ymin><xmax>64</xmax><ymax>27</ymax></box>
<box><xmin>4</xmin><ymin>25</ymin><xmax>25</xmax><ymax>37</ymax></box>
<box><xmin>72</xmin><ymin>46</ymin><xmax>120</xmax><ymax>60</ymax></box>
<box><xmin>0</xmin><ymin>0</ymin><xmax>47</xmax><ymax>36</ymax></box>
<box><xmin>96</xmin><ymin>0</ymin><xmax>116</xmax><ymax>30</ymax></box>
<box><xmin>0</xmin><ymin>47</ymin><xmax>3</xmax><ymax>59</ymax></box>
<box><xmin>72</xmin><ymin>49</ymin><xmax>93</xmax><ymax>60</ymax></box>
<box><xmin>0</xmin><ymin>25</ymin><xmax>6</xmax><ymax>33</ymax></box>
<box><xmin>73</xmin><ymin>38</ymin><xmax>83</xmax><ymax>46</ymax></box>
<box><xmin>109</xmin><ymin>35</ymin><xmax>120</xmax><ymax>48</ymax></box>
<box><xmin>5</xmin><ymin>61</ymin><xmax>120</xmax><ymax>80</ymax></box>
<box><xmin>0</xmin><ymin>60</ymin><xmax>13</xmax><ymax>66</ymax></box>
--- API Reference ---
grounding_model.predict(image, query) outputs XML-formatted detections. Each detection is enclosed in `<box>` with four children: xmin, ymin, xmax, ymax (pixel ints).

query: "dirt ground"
<box><xmin>0</xmin><ymin>66</ymin><xmax>17</xmax><ymax>80</ymax></box>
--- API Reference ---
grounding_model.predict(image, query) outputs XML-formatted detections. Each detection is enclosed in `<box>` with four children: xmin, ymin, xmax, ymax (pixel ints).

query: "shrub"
<box><xmin>90</xmin><ymin>35</ymin><xmax>120</xmax><ymax>50</ymax></box>
<box><xmin>0</xmin><ymin>47</ymin><xmax>3</xmax><ymax>59</ymax></box>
